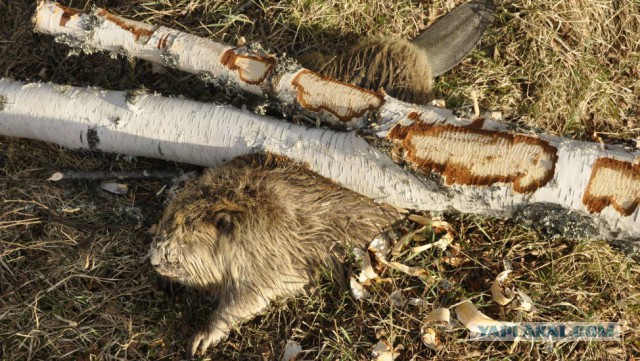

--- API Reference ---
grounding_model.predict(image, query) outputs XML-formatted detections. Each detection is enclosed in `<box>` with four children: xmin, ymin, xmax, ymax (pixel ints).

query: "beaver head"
<box><xmin>149</xmin><ymin>184</ymin><xmax>245</xmax><ymax>290</ymax></box>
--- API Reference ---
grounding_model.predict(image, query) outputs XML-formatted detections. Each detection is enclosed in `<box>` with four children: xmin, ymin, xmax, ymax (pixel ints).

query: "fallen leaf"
<box><xmin>371</xmin><ymin>340</ymin><xmax>399</xmax><ymax>361</ymax></box>
<box><xmin>100</xmin><ymin>182</ymin><xmax>128</xmax><ymax>195</ymax></box>
<box><xmin>47</xmin><ymin>172</ymin><xmax>64</xmax><ymax>181</ymax></box>
<box><xmin>491</xmin><ymin>270</ymin><xmax>515</xmax><ymax>306</ymax></box>
<box><xmin>455</xmin><ymin>300</ymin><xmax>515</xmax><ymax>333</ymax></box>
<box><xmin>281</xmin><ymin>340</ymin><xmax>302</xmax><ymax>361</ymax></box>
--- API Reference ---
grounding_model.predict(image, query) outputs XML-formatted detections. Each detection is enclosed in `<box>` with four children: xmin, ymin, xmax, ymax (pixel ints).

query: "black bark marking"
<box><xmin>513</xmin><ymin>203</ymin><xmax>598</xmax><ymax>240</ymax></box>
<box><xmin>87</xmin><ymin>127</ymin><xmax>100</xmax><ymax>150</ymax></box>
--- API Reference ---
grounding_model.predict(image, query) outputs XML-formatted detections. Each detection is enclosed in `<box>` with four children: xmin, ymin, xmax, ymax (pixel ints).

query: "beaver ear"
<box><xmin>211</xmin><ymin>212</ymin><xmax>234</xmax><ymax>236</ymax></box>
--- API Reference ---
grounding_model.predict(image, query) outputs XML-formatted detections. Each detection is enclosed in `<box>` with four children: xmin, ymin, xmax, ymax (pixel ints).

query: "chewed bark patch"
<box><xmin>291</xmin><ymin>70</ymin><xmax>385</xmax><ymax>123</ymax></box>
<box><xmin>387</xmin><ymin>120</ymin><xmax>558</xmax><ymax>193</ymax></box>
<box><xmin>96</xmin><ymin>9</ymin><xmax>155</xmax><ymax>42</ymax></box>
<box><xmin>56</xmin><ymin>3</ymin><xmax>79</xmax><ymax>26</ymax></box>
<box><xmin>583</xmin><ymin>157</ymin><xmax>640</xmax><ymax>216</ymax></box>
<box><xmin>220</xmin><ymin>49</ymin><xmax>276</xmax><ymax>85</ymax></box>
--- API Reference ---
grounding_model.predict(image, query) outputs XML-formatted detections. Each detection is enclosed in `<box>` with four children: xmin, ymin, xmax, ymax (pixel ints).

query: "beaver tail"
<box><xmin>412</xmin><ymin>0</ymin><xmax>496</xmax><ymax>77</ymax></box>
<box><xmin>298</xmin><ymin>0</ymin><xmax>495</xmax><ymax>105</ymax></box>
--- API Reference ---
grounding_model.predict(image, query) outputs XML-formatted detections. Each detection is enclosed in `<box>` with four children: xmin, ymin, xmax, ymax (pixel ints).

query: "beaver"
<box><xmin>298</xmin><ymin>0</ymin><xmax>496</xmax><ymax>104</ymax></box>
<box><xmin>148</xmin><ymin>153</ymin><xmax>401</xmax><ymax>355</ymax></box>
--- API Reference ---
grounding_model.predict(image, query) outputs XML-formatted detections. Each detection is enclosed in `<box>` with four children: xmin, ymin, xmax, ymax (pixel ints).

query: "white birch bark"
<box><xmin>0</xmin><ymin>78</ymin><xmax>447</xmax><ymax>209</ymax></box>
<box><xmin>1</xmin><ymin>78</ymin><xmax>639</xmax><ymax>242</ymax></box>
<box><xmin>33</xmin><ymin>0</ymin><xmax>386</xmax><ymax>129</ymax></box>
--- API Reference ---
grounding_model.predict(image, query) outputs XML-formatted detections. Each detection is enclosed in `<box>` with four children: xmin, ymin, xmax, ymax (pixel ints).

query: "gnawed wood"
<box><xmin>387</xmin><ymin>121</ymin><xmax>558</xmax><ymax>193</ymax></box>
<box><xmin>1</xmin><ymin>78</ymin><xmax>639</xmax><ymax>242</ymax></box>
<box><xmin>33</xmin><ymin>1</ymin><xmax>387</xmax><ymax>128</ymax></box>
<box><xmin>583</xmin><ymin>158</ymin><xmax>640</xmax><ymax>216</ymax></box>
<box><xmin>289</xmin><ymin>70</ymin><xmax>385</xmax><ymax>123</ymax></box>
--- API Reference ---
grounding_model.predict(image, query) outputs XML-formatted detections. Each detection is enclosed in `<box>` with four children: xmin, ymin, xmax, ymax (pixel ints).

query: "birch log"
<box><xmin>0</xmin><ymin>78</ymin><xmax>447</xmax><ymax>209</ymax></box>
<box><xmin>33</xmin><ymin>0</ymin><xmax>387</xmax><ymax>129</ymax></box>
<box><xmin>1</xmin><ymin>78</ymin><xmax>639</xmax><ymax>243</ymax></box>
<box><xmin>32</xmin><ymin>1</ymin><xmax>456</xmax><ymax>132</ymax></box>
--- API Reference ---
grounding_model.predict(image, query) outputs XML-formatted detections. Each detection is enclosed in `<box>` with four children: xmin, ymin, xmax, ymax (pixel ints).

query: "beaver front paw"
<box><xmin>190</xmin><ymin>327</ymin><xmax>228</xmax><ymax>356</ymax></box>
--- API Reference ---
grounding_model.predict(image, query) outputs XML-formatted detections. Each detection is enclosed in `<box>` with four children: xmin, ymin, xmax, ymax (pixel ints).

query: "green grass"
<box><xmin>1</xmin><ymin>0</ymin><xmax>639</xmax><ymax>360</ymax></box>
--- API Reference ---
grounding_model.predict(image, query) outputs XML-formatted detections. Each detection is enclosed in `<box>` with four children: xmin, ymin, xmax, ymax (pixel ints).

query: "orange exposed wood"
<box><xmin>57</xmin><ymin>4</ymin><xmax>78</xmax><ymax>26</ymax></box>
<box><xmin>220</xmin><ymin>49</ymin><xmax>276</xmax><ymax>85</ymax></box>
<box><xmin>466</xmin><ymin>117</ymin><xmax>485</xmax><ymax>129</ymax></box>
<box><xmin>388</xmin><ymin>121</ymin><xmax>558</xmax><ymax>193</ymax></box>
<box><xmin>583</xmin><ymin>157</ymin><xmax>640</xmax><ymax>216</ymax></box>
<box><xmin>157</xmin><ymin>32</ymin><xmax>170</xmax><ymax>49</ymax></box>
<box><xmin>96</xmin><ymin>9</ymin><xmax>154</xmax><ymax>41</ymax></box>
<box><xmin>291</xmin><ymin>70</ymin><xmax>385</xmax><ymax>123</ymax></box>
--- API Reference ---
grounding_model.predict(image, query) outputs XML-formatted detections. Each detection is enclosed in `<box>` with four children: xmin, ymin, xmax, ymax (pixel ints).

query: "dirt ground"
<box><xmin>1</xmin><ymin>0</ymin><xmax>639</xmax><ymax>360</ymax></box>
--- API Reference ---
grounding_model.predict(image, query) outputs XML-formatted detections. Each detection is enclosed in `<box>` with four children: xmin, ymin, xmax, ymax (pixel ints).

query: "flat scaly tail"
<box><xmin>412</xmin><ymin>0</ymin><xmax>496</xmax><ymax>77</ymax></box>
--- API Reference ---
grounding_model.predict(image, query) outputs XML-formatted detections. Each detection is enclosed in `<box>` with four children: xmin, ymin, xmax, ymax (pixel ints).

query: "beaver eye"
<box><xmin>212</xmin><ymin>212</ymin><xmax>234</xmax><ymax>235</ymax></box>
<box><xmin>242</xmin><ymin>184</ymin><xmax>257</xmax><ymax>198</ymax></box>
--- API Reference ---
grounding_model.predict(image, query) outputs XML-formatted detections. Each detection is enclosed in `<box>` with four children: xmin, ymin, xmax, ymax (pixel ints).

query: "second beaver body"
<box><xmin>299</xmin><ymin>38</ymin><xmax>434</xmax><ymax>104</ymax></box>
<box><xmin>298</xmin><ymin>0</ymin><xmax>496</xmax><ymax>105</ymax></box>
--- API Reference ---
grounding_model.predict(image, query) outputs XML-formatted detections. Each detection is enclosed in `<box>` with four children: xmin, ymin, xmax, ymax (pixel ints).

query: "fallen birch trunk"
<box><xmin>33</xmin><ymin>0</ymin><xmax>386</xmax><ymax>129</ymax></box>
<box><xmin>1</xmin><ymin>78</ymin><xmax>639</xmax><ymax>243</ymax></box>
<box><xmin>0</xmin><ymin>78</ymin><xmax>447</xmax><ymax>209</ymax></box>
<box><xmin>31</xmin><ymin>1</ymin><xmax>459</xmax><ymax>133</ymax></box>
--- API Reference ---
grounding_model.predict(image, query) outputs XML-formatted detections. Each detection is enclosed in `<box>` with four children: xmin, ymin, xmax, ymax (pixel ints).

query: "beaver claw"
<box><xmin>190</xmin><ymin>328</ymin><xmax>227</xmax><ymax>357</ymax></box>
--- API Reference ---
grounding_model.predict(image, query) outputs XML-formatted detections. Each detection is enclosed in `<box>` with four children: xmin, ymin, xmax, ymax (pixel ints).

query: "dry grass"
<box><xmin>444</xmin><ymin>0</ymin><xmax>640</xmax><ymax>138</ymax></box>
<box><xmin>1</xmin><ymin>0</ymin><xmax>639</xmax><ymax>360</ymax></box>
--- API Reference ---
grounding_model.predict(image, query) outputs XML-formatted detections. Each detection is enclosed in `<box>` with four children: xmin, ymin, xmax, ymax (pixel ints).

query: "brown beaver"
<box><xmin>299</xmin><ymin>38</ymin><xmax>434</xmax><ymax>105</ymax></box>
<box><xmin>298</xmin><ymin>0</ymin><xmax>496</xmax><ymax>104</ymax></box>
<box><xmin>148</xmin><ymin>153</ymin><xmax>400</xmax><ymax>355</ymax></box>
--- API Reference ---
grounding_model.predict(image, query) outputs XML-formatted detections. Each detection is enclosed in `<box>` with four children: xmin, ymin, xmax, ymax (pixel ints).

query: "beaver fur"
<box><xmin>299</xmin><ymin>38</ymin><xmax>434</xmax><ymax>104</ymax></box>
<box><xmin>297</xmin><ymin>0</ymin><xmax>496</xmax><ymax>105</ymax></box>
<box><xmin>149</xmin><ymin>153</ymin><xmax>400</xmax><ymax>355</ymax></box>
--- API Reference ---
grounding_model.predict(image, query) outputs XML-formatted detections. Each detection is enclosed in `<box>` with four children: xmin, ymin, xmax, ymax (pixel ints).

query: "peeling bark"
<box><xmin>1</xmin><ymin>78</ymin><xmax>639</xmax><ymax>243</ymax></box>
